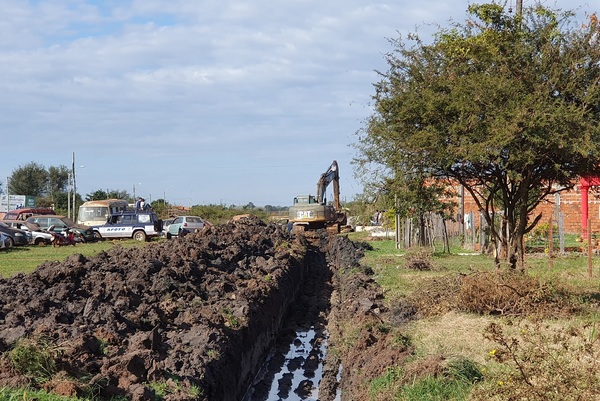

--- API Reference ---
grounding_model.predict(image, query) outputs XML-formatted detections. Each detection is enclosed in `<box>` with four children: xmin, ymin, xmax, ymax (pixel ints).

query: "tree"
<box><xmin>52</xmin><ymin>191</ymin><xmax>83</xmax><ymax>215</ymax></box>
<box><xmin>85</xmin><ymin>189</ymin><xmax>130</xmax><ymax>201</ymax></box>
<box><xmin>108</xmin><ymin>189</ymin><xmax>130</xmax><ymax>200</ymax></box>
<box><xmin>8</xmin><ymin>162</ymin><xmax>49</xmax><ymax>196</ymax></box>
<box><xmin>47</xmin><ymin>165</ymin><xmax>70</xmax><ymax>202</ymax></box>
<box><xmin>85</xmin><ymin>190</ymin><xmax>108</xmax><ymax>201</ymax></box>
<box><xmin>355</xmin><ymin>4</ymin><xmax>600</xmax><ymax>268</ymax></box>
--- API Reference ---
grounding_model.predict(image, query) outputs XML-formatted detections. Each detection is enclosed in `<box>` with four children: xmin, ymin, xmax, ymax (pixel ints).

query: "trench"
<box><xmin>240</xmin><ymin>238</ymin><xmax>339</xmax><ymax>401</ymax></box>
<box><xmin>242</xmin><ymin>327</ymin><xmax>328</xmax><ymax>400</ymax></box>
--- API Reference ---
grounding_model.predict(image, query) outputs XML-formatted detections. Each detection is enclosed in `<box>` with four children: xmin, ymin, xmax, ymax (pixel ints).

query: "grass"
<box><xmin>346</xmin><ymin>232</ymin><xmax>600</xmax><ymax>401</ymax></box>
<box><xmin>0</xmin><ymin>387</ymin><xmax>84</xmax><ymax>401</ymax></box>
<box><xmin>0</xmin><ymin>239</ymin><xmax>153</xmax><ymax>278</ymax></box>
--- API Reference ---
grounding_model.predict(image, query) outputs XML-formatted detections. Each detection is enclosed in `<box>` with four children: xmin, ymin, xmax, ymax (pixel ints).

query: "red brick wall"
<box><xmin>450</xmin><ymin>185</ymin><xmax>596</xmax><ymax>236</ymax></box>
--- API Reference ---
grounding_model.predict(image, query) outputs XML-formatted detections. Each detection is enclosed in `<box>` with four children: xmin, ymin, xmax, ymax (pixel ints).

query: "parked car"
<box><xmin>0</xmin><ymin>221</ymin><xmax>32</xmax><ymax>246</ymax></box>
<box><xmin>161</xmin><ymin>218</ymin><xmax>175</xmax><ymax>238</ymax></box>
<box><xmin>3</xmin><ymin>220</ymin><xmax>53</xmax><ymax>245</ymax></box>
<box><xmin>92</xmin><ymin>211</ymin><xmax>163</xmax><ymax>241</ymax></box>
<box><xmin>26</xmin><ymin>215</ymin><xmax>96</xmax><ymax>243</ymax></box>
<box><xmin>3</xmin><ymin>208</ymin><xmax>56</xmax><ymax>221</ymax></box>
<box><xmin>166</xmin><ymin>216</ymin><xmax>207</xmax><ymax>239</ymax></box>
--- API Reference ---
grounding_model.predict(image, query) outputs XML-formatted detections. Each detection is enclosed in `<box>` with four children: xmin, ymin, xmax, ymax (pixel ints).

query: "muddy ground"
<box><xmin>0</xmin><ymin>215</ymin><xmax>393</xmax><ymax>400</ymax></box>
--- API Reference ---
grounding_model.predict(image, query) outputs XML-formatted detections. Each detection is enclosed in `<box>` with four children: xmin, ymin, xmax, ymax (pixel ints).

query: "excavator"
<box><xmin>288</xmin><ymin>160</ymin><xmax>347</xmax><ymax>233</ymax></box>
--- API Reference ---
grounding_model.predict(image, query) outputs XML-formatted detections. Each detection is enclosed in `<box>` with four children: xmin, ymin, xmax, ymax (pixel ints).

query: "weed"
<box><xmin>369</xmin><ymin>366</ymin><xmax>403</xmax><ymax>396</ymax></box>
<box><xmin>0</xmin><ymin>387</ymin><xmax>82</xmax><ymax>400</ymax></box>
<box><xmin>148</xmin><ymin>380</ymin><xmax>168</xmax><ymax>398</ymax></box>
<box><xmin>97</xmin><ymin>337</ymin><xmax>109</xmax><ymax>355</ymax></box>
<box><xmin>471</xmin><ymin>320</ymin><xmax>600</xmax><ymax>400</ymax></box>
<box><xmin>392</xmin><ymin>333</ymin><xmax>413</xmax><ymax>349</ymax></box>
<box><xmin>8</xmin><ymin>336</ymin><xmax>61</xmax><ymax>383</ymax></box>
<box><xmin>206</xmin><ymin>348</ymin><xmax>221</xmax><ymax>359</ymax></box>
<box><xmin>147</xmin><ymin>378</ymin><xmax>204</xmax><ymax>400</ymax></box>
<box><xmin>447</xmin><ymin>358</ymin><xmax>483</xmax><ymax>383</ymax></box>
<box><xmin>221</xmin><ymin>307</ymin><xmax>240</xmax><ymax>328</ymax></box>
<box><xmin>399</xmin><ymin>375</ymin><xmax>472</xmax><ymax>400</ymax></box>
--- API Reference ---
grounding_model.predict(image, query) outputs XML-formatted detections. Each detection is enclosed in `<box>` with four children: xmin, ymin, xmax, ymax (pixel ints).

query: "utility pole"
<box><xmin>72</xmin><ymin>152</ymin><xmax>77</xmax><ymax>221</ymax></box>
<box><xmin>516</xmin><ymin>0</ymin><xmax>523</xmax><ymax>16</ymax></box>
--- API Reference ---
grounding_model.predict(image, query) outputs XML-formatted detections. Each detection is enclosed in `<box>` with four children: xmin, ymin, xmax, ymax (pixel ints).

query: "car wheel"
<box><xmin>133</xmin><ymin>230</ymin><xmax>147</xmax><ymax>241</ymax></box>
<box><xmin>166</xmin><ymin>232</ymin><xmax>172</xmax><ymax>239</ymax></box>
<box><xmin>93</xmin><ymin>231</ymin><xmax>103</xmax><ymax>241</ymax></box>
<box><xmin>5</xmin><ymin>237</ymin><xmax>14</xmax><ymax>247</ymax></box>
<box><xmin>34</xmin><ymin>237</ymin><xmax>45</xmax><ymax>246</ymax></box>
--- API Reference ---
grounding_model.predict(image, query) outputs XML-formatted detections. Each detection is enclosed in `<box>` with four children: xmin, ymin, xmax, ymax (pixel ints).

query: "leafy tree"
<box><xmin>47</xmin><ymin>165</ymin><xmax>70</xmax><ymax>202</ymax></box>
<box><xmin>85</xmin><ymin>189</ymin><xmax>130</xmax><ymax>201</ymax></box>
<box><xmin>355</xmin><ymin>4</ymin><xmax>600</xmax><ymax>268</ymax></box>
<box><xmin>108</xmin><ymin>189</ymin><xmax>130</xmax><ymax>200</ymax></box>
<box><xmin>85</xmin><ymin>190</ymin><xmax>108</xmax><ymax>201</ymax></box>
<box><xmin>51</xmin><ymin>192</ymin><xmax>83</xmax><ymax>215</ymax></box>
<box><xmin>8</xmin><ymin>162</ymin><xmax>49</xmax><ymax>196</ymax></box>
<box><xmin>151</xmin><ymin>199</ymin><xmax>169</xmax><ymax>218</ymax></box>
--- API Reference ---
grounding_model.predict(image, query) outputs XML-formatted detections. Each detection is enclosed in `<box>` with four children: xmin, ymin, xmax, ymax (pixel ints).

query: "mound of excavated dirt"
<box><xmin>0</xmin><ymin>216</ymin><xmax>317</xmax><ymax>400</ymax></box>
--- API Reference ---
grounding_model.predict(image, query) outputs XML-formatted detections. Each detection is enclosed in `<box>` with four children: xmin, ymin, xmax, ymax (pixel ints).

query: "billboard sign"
<box><xmin>0</xmin><ymin>195</ymin><xmax>34</xmax><ymax>212</ymax></box>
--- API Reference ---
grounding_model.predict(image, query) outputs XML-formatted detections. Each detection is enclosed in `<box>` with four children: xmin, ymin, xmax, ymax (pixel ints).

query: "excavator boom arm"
<box><xmin>316</xmin><ymin>160</ymin><xmax>340</xmax><ymax>210</ymax></box>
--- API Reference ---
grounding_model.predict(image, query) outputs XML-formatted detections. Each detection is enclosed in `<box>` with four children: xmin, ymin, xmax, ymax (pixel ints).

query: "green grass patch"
<box><xmin>399</xmin><ymin>375</ymin><xmax>472</xmax><ymax>401</ymax></box>
<box><xmin>0</xmin><ymin>387</ymin><xmax>84</xmax><ymax>401</ymax></box>
<box><xmin>0</xmin><ymin>239</ymin><xmax>152</xmax><ymax>278</ymax></box>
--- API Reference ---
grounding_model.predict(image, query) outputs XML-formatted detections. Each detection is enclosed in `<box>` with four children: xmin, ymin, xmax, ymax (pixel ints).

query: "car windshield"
<box><xmin>60</xmin><ymin>217</ymin><xmax>76</xmax><ymax>226</ymax></box>
<box><xmin>187</xmin><ymin>217</ymin><xmax>203</xmax><ymax>223</ymax></box>
<box><xmin>78</xmin><ymin>206</ymin><xmax>109</xmax><ymax>222</ymax></box>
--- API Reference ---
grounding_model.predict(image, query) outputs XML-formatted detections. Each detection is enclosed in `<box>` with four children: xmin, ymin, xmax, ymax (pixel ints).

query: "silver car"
<box><xmin>166</xmin><ymin>216</ymin><xmax>207</xmax><ymax>239</ymax></box>
<box><xmin>3</xmin><ymin>220</ymin><xmax>53</xmax><ymax>245</ymax></box>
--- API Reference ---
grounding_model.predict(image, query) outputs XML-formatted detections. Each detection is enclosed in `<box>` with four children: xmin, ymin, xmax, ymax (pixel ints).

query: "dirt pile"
<box><xmin>0</xmin><ymin>216</ymin><xmax>319</xmax><ymax>400</ymax></box>
<box><xmin>0</xmin><ymin>215</ymin><xmax>381</xmax><ymax>401</ymax></box>
<box><xmin>319</xmin><ymin>239</ymin><xmax>416</xmax><ymax>401</ymax></box>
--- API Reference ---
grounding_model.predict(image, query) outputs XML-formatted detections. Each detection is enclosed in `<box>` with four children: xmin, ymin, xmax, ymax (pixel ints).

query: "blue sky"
<box><xmin>0</xmin><ymin>1</ymin><xmax>594</xmax><ymax>207</ymax></box>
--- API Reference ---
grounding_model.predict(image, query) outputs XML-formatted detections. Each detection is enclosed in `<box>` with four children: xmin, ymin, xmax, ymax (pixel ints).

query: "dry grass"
<box><xmin>355</xmin><ymin>239</ymin><xmax>600</xmax><ymax>400</ymax></box>
<box><xmin>405</xmin><ymin>311</ymin><xmax>495</xmax><ymax>365</ymax></box>
<box><xmin>407</xmin><ymin>271</ymin><xmax>588</xmax><ymax>318</ymax></box>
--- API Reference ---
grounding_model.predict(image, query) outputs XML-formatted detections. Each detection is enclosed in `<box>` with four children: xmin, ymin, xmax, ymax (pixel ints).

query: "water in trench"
<box><xmin>242</xmin><ymin>327</ymin><xmax>330</xmax><ymax>401</ymax></box>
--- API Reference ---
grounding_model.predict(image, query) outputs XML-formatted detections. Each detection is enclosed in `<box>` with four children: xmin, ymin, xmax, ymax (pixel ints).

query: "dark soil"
<box><xmin>0</xmin><ymin>216</ymin><xmax>382</xmax><ymax>401</ymax></box>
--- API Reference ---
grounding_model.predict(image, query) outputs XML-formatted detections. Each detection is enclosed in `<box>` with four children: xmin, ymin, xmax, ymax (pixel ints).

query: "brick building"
<box><xmin>451</xmin><ymin>183</ymin><xmax>597</xmax><ymax>238</ymax></box>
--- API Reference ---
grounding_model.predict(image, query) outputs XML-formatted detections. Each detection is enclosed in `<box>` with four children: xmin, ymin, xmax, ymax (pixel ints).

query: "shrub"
<box><xmin>471</xmin><ymin>321</ymin><xmax>600</xmax><ymax>401</ymax></box>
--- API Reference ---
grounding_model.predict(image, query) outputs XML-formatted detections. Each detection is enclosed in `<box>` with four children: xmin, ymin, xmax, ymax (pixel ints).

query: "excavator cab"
<box><xmin>293</xmin><ymin>195</ymin><xmax>318</xmax><ymax>205</ymax></box>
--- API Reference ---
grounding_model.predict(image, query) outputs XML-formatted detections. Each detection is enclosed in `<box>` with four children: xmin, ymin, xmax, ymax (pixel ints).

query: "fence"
<box><xmin>393</xmin><ymin>208</ymin><xmax>567</xmax><ymax>255</ymax></box>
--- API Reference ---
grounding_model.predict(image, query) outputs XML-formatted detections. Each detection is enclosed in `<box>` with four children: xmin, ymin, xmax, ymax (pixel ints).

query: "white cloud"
<box><xmin>0</xmin><ymin>0</ymin><xmax>592</xmax><ymax>206</ymax></box>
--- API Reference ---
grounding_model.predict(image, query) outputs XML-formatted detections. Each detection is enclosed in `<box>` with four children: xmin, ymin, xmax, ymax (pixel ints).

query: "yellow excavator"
<box><xmin>288</xmin><ymin>160</ymin><xmax>347</xmax><ymax>233</ymax></box>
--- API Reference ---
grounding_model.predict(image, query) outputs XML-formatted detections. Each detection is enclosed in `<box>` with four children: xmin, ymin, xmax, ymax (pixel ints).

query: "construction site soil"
<box><xmin>0</xmin><ymin>216</ymin><xmax>392</xmax><ymax>401</ymax></box>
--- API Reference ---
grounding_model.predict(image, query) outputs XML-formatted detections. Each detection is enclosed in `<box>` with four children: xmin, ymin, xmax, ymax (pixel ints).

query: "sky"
<box><xmin>0</xmin><ymin>1</ymin><xmax>594</xmax><ymax>207</ymax></box>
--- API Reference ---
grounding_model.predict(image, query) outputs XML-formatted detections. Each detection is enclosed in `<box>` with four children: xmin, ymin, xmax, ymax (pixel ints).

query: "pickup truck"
<box><xmin>92</xmin><ymin>211</ymin><xmax>163</xmax><ymax>241</ymax></box>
